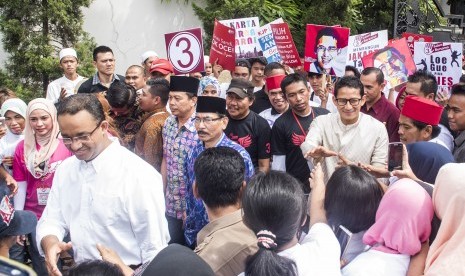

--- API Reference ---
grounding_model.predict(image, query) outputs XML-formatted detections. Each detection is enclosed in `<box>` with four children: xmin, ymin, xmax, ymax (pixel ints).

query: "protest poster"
<box><xmin>209</xmin><ymin>19</ymin><xmax>236</xmax><ymax>72</ymax></box>
<box><xmin>346</xmin><ymin>30</ymin><xmax>388</xmax><ymax>72</ymax></box>
<box><xmin>270</xmin><ymin>22</ymin><xmax>302</xmax><ymax>67</ymax></box>
<box><xmin>220</xmin><ymin>17</ymin><xmax>261</xmax><ymax>58</ymax></box>
<box><xmin>402</xmin><ymin>32</ymin><xmax>433</xmax><ymax>56</ymax></box>
<box><xmin>164</xmin><ymin>28</ymin><xmax>204</xmax><ymax>75</ymax></box>
<box><xmin>362</xmin><ymin>38</ymin><xmax>416</xmax><ymax>89</ymax></box>
<box><xmin>257</xmin><ymin>18</ymin><xmax>283</xmax><ymax>63</ymax></box>
<box><xmin>414</xmin><ymin>42</ymin><xmax>463</xmax><ymax>95</ymax></box>
<box><xmin>304</xmin><ymin>24</ymin><xmax>350</xmax><ymax>77</ymax></box>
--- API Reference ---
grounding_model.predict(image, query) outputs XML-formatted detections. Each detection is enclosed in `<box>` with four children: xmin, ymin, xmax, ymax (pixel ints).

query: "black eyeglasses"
<box><xmin>335</xmin><ymin>98</ymin><xmax>362</xmax><ymax>107</ymax></box>
<box><xmin>59</xmin><ymin>123</ymin><xmax>101</xmax><ymax>145</ymax></box>
<box><xmin>193</xmin><ymin>117</ymin><xmax>223</xmax><ymax>126</ymax></box>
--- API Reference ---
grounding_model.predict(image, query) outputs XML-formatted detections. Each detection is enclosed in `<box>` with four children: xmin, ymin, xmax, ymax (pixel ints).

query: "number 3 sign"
<box><xmin>165</xmin><ymin>28</ymin><xmax>205</xmax><ymax>75</ymax></box>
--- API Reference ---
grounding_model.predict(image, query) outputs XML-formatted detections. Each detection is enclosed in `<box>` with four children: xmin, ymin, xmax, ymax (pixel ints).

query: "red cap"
<box><xmin>266</xmin><ymin>75</ymin><xmax>286</xmax><ymax>91</ymax></box>
<box><xmin>149</xmin><ymin>59</ymin><xmax>174</xmax><ymax>75</ymax></box>
<box><xmin>401</xmin><ymin>95</ymin><xmax>443</xmax><ymax>125</ymax></box>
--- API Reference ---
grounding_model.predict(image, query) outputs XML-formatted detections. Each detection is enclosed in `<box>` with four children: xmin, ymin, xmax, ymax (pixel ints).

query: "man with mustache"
<box><xmin>183</xmin><ymin>96</ymin><xmax>254</xmax><ymax>248</ymax></box>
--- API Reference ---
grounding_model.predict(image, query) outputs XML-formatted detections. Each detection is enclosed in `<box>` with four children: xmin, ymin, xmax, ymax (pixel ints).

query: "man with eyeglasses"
<box><xmin>161</xmin><ymin>76</ymin><xmax>199</xmax><ymax>246</ymax></box>
<box><xmin>183</xmin><ymin>96</ymin><xmax>253</xmax><ymax>248</ymax></box>
<box><xmin>301</xmin><ymin>76</ymin><xmax>388</xmax><ymax>182</ymax></box>
<box><xmin>37</xmin><ymin>94</ymin><xmax>169</xmax><ymax>275</ymax></box>
<box><xmin>310</xmin><ymin>28</ymin><xmax>340</xmax><ymax>76</ymax></box>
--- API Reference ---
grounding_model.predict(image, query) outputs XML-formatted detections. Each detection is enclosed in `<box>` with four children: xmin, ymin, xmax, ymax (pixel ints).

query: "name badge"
<box><xmin>37</xmin><ymin>188</ymin><xmax>51</xmax><ymax>206</ymax></box>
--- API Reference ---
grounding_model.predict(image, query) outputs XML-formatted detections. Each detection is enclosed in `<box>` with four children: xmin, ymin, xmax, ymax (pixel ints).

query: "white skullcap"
<box><xmin>204</xmin><ymin>55</ymin><xmax>210</xmax><ymax>63</ymax></box>
<box><xmin>141</xmin><ymin>51</ymin><xmax>159</xmax><ymax>63</ymax></box>
<box><xmin>59</xmin><ymin>48</ymin><xmax>78</xmax><ymax>61</ymax></box>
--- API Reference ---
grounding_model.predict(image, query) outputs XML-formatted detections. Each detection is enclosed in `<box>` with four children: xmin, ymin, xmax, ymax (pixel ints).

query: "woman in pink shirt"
<box><xmin>13</xmin><ymin>98</ymin><xmax>72</xmax><ymax>275</ymax></box>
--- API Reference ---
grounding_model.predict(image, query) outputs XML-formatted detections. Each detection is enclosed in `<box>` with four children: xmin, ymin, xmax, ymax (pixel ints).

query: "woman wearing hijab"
<box><xmin>0</xmin><ymin>98</ymin><xmax>27</xmax><ymax>189</ymax></box>
<box><xmin>198</xmin><ymin>76</ymin><xmax>221</xmax><ymax>97</ymax></box>
<box><xmin>12</xmin><ymin>98</ymin><xmax>72</xmax><ymax>275</ymax></box>
<box><xmin>424</xmin><ymin>163</ymin><xmax>465</xmax><ymax>275</ymax></box>
<box><xmin>342</xmin><ymin>179</ymin><xmax>433</xmax><ymax>276</ymax></box>
<box><xmin>406</xmin><ymin>142</ymin><xmax>455</xmax><ymax>184</ymax></box>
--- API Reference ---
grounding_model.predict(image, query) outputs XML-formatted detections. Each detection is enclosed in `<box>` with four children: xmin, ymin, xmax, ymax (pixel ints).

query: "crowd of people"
<box><xmin>0</xmin><ymin>42</ymin><xmax>463</xmax><ymax>276</ymax></box>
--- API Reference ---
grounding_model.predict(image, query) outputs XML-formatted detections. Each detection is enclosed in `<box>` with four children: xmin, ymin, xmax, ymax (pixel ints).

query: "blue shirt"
<box><xmin>184</xmin><ymin>133</ymin><xmax>254</xmax><ymax>246</ymax></box>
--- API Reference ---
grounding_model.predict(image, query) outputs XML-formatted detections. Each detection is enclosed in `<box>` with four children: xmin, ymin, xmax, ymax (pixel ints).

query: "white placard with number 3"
<box><xmin>168</xmin><ymin>32</ymin><xmax>203</xmax><ymax>74</ymax></box>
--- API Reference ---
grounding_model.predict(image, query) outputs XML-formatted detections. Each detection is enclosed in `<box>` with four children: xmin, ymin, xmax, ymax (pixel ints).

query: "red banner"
<box><xmin>270</xmin><ymin>22</ymin><xmax>302</xmax><ymax>67</ymax></box>
<box><xmin>402</xmin><ymin>32</ymin><xmax>433</xmax><ymax>56</ymax></box>
<box><xmin>209</xmin><ymin>19</ymin><xmax>236</xmax><ymax>71</ymax></box>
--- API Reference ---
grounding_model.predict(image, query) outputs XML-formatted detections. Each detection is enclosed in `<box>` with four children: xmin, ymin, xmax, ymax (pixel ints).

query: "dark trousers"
<box><xmin>165</xmin><ymin>214</ymin><xmax>186</xmax><ymax>246</ymax></box>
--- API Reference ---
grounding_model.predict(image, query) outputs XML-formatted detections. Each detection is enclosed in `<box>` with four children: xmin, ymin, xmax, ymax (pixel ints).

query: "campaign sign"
<box><xmin>165</xmin><ymin>28</ymin><xmax>204</xmax><ymax>75</ymax></box>
<box><xmin>257</xmin><ymin>18</ymin><xmax>283</xmax><ymax>63</ymax></box>
<box><xmin>402</xmin><ymin>32</ymin><xmax>433</xmax><ymax>56</ymax></box>
<box><xmin>346</xmin><ymin>30</ymin><xmax>388</xmax><ymax>72</ymax></box>
<box><xmin>362</xmin><ymin>38</ymin><xmax>416</xmax><ymax>89</ymax></box>
<box><xmin>270</xmin><ymin>22</ymin><xmax>302</xmax><ymax>67</ymax></box>
<box><xmin>220</xmin><ymin>17</ymin><xmax>261</xmax><ymax>58</ymax></box>
<box><xmin>210</xmin><ymin>19</ymin><xmax>236</xmax><ymax>71</ymax></box>
<box><xmin>304</xmin><ymin>24</ymin><xmax>350</xmax><ymax>77</ymax></box>
<box><xmin>414</xmin><ymin>42</ymin><xmax>463</xmax><ymax>95</ymax></box>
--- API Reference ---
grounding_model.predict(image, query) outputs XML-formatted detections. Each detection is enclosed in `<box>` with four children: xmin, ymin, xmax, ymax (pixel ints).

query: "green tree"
<box><xmin>0</xmin><ymin>0</ymin><xmax>96</xmax><ymax>102</ymax></box>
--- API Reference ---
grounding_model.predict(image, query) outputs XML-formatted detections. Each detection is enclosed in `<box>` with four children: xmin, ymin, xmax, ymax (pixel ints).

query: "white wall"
<box><xmin>82</xmin><ymin>0</ymin><xmax>204</xmax><ymax>74</ymax></box>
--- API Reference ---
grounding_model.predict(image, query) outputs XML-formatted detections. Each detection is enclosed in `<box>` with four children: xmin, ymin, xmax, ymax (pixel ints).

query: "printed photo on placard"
<box><xmin>414</xmin><ymin>42</ymin><xmax>463</xmax><ymax>96</ymax></box>
<box><xmin>304</xmin><ymin>24</ymin><xmax>350</xmax><ymax>77</ymax></box>
<box><xmin>362</xmin><ymin>38</ymin><xmax>416</xmax><ymax>89</ymax></box>
<box><xmin>346</xmin><ymin>30</ymin><xmax>388</xmax><ymax>72</ymax></box>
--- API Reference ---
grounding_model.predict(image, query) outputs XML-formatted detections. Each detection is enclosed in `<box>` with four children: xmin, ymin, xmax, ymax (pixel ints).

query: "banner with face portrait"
<box><xmin>220</xmin><ymin>17</ymin><xmax>261</xmax><ymax>59</ymax></box>
<box><xmin>346</xmin><ymin>30</ymin><xmax>388</xmax><ymax>72</ymax></box>
<box><xmin>362</xmin><ymin>38</ymin><xmax>416</xmax><ymax>89</ymax></box>
<box><xmin>304</xmin><ymin>24</ymin><xmax>350</xmax><ymax>77</ymax></box>
<box><xmin>414</xmin><ymin>42</ymin><xmax>462</xmax><ymax>95</ymax></box>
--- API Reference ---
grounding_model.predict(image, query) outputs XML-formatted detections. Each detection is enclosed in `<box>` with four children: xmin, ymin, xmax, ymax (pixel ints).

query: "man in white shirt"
<box><xmin>301</xmin><ymin>76</ymin><xmax>388</xmax><ymax>182</ymax></box>
<box><xmin>37</xmin><ymin>94</ymin><xmax>169</xmax><ymax>276</ymax></box>
<box><xmin>46</xmin><ymin>48</ymin><xmax>84</xmax><ymax>104</ymax></box>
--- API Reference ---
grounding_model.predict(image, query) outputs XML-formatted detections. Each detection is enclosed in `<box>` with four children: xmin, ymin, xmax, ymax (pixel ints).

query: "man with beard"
<box><xmin>183</xmin><ymin>96</ymin><xmax>253</xmax><ymax>248</ymax></box>
<box><xmin>271</xmin><ymin>73</ymin><xmax>329</xmax><ymax>193</ymax></box>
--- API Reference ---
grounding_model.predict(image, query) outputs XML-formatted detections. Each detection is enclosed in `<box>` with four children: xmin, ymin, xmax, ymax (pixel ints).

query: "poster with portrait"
<box><xmin>304</xmin><ymin>24</ymin><xmax>350</xmax><ymax>77</ymax></box>
<box><xmin>346</xmin><ymin>30</ymin><xmax>388</xmax><ymax>72</ymax></box>
<box><xmin>270</xmin><ymin>22</ymin><xmax>302</xmax><ymax>67</ymax></box>
<box><xmin>402</xmin><ymin>32</ymin><xmax>433</xmax><ymax>56</ymax></box>
<box><xmin>220</xmin><ymin>17</ymin><xmax>261</xmax><ymax>59</ymax></box>
<box><xmin>414</xmin><ymin>42</ymin><xmax>462</xmax><ymax>95</ymax></box>
<box><xmin>362</xmin><ymin>38</ymin><xmax>416</xmax><ymax>89</ymax></box>
<box><xmin>257</xmin><ymin>18</ymin><xmax>283</xmax><ymax>63</ymax></box>
<box><xmin>209</xmin><ymin>19</ymin><xmax>236</xmax><ymax>71</ymax></box>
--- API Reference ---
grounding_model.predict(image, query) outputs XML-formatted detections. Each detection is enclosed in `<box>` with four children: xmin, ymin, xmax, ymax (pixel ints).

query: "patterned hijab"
<box><xmin>197</xmin><ymin>76</ymin><xmax>220</xmax><ymax>96</ymax></box>
<box><xmin>24</xmin><ymin>99</ymin><xmax>60</xmax><ymax>178</ymax></box>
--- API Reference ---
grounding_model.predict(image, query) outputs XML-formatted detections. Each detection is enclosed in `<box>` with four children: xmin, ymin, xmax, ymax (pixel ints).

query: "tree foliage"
<box><xmin>0</xmin><ymin>0</ymin><xmax>96</xmax><ymax>102</ymax></box>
